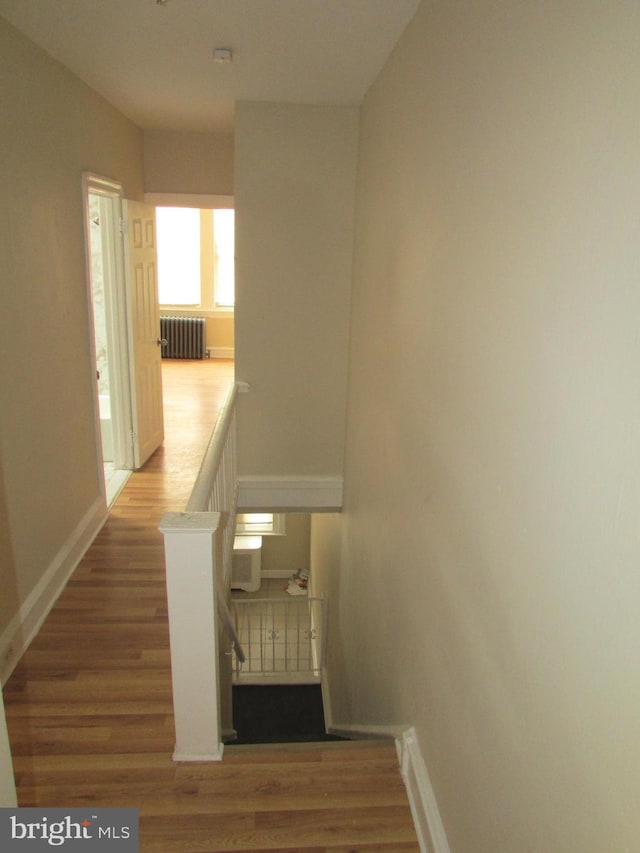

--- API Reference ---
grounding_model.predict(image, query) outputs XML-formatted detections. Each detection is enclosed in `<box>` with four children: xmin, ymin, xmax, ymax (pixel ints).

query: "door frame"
<box><xmin>82</xmin><ymin>173</ymin><xmax>135</xmax><ymax>490</ymax></box>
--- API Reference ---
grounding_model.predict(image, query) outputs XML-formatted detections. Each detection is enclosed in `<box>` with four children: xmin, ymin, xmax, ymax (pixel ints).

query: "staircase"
<box><xmin>156</xmin><ymin>377</ymin><xmax>421</xmax><ymax>847</ymax></box>
<box><xmin>231</xmin><ymin>684</ymin><xmax>344</xmax><ymax>744</ymax></box>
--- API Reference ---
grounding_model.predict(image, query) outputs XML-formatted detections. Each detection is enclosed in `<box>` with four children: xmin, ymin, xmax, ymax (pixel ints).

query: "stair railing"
<box><xmin>159</xmin><ymin>381</ymin><xmax>244</xmax><ymax>761</ymax></box>
<box><xmin>232</xmin><ymin>595</ymin><xmax>327</xmax><ymax>683</ymax></box>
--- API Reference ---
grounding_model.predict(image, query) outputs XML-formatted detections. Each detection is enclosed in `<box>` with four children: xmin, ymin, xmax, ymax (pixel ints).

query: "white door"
<box><xmin>124</xmin><ymin>200</ymin><xmax>164</xmax><ymax>468</ymax></box>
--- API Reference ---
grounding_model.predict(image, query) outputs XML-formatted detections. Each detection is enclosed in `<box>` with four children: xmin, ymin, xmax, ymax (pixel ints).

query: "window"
<box><xmin>235</xmin><ymin>513</ymin><xmax>286</xmax><ymax>536</ymax></box>
<box><xmin>156</xmin><ymin>208</ymin><xmax>200</xmax><ymax>305</ymax></box>
<box><xmin>156</xmin><ymin>206</ymin><xmax>234</xmax><ymax>314</ymax></box>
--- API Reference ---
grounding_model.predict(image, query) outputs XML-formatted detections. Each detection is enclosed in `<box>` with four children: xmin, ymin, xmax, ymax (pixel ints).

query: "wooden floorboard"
<box><xmin>4</xmin><ymin>359</ymin><xmax>419</xmax><ymax>851</ymax></box>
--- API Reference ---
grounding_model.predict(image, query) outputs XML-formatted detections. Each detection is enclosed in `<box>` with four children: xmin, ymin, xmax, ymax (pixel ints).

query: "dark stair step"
<box><xmin>231</xmin><ymin>684</ymin><xmax>347</xmax><ymax>744</ymax></box>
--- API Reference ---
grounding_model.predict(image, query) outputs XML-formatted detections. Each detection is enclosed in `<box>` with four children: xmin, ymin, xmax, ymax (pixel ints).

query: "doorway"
<box><xmin>151</xmin><ymin>198</ymin><xmax>235</xmax><ymax>361</ymax></box>
<box><xmin>84</xmin><ymin>175</ymin><xmax>134</xmax><ymax>505</ymax></box>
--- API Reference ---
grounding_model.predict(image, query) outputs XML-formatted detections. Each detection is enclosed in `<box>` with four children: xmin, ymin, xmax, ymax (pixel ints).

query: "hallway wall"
<box><xmin>143</xmin><ymin>129</ymin><xmax>234</xmax><ymax>197</ymax></box>
<box><xmin>0</xmin><ymin>16</ymin><xmax>143</xmax><ymax>657</ymax></box>
<box><xmin>234</xmin><ymin>102</ymin><xmax>359</xmax><ymax>478</ymax></box>
<box><xmin>143</xmin><ymin>130</ymin><xmax>235</xmax><ymax>356</ymax></box>
<box><xmin>337</xmin><ymin>1</ymin><xmax>640</xmax><ymax>850</ymax></box>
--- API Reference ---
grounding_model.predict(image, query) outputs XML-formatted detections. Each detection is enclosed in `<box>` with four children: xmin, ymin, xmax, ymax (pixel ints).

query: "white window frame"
<box><xmin>235</xmin><ymin>513</ymin><xmax>286</xmax><ymax>536</ymax></box>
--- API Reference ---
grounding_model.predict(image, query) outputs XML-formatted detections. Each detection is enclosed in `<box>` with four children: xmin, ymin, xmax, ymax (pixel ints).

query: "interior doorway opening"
<box><xmin>83</xmin><ymin>175</ymin><xmax>134</xmax><ymax>506</ymax></box>
<box><xmin>146</xmin><ymin>193</ymin><xmax>235</xmax><ymax>362</ymax></box>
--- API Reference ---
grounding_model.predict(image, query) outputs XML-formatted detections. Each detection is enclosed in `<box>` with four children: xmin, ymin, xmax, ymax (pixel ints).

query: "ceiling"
<box><xmin>0</xmin><ymin>0</ymin><xmax>419</xmax><ymax>133</ymax></box>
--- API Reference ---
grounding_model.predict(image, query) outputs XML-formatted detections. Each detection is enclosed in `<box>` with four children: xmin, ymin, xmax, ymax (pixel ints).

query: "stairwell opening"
<box><xmin>227</xmin><ymin>513</ymin><xmax>342</xmax><ymax>745</ymax></box>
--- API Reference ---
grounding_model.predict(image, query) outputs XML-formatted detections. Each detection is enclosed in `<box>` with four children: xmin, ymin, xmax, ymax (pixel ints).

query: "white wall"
<box><xmin>335</xmin><ymin>1</ymin><xmax>640</xmax><ymax>850</ymax></box>
<box><xmin>234</xmin><ymin>102</ymin><xmax>359</xmax><ymax>477</ymax></box>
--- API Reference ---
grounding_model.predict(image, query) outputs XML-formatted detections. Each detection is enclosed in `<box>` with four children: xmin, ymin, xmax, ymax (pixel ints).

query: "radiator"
<box><xmin>160</xmin><ymin>316</ymin><xmax>206</xmax><ymax>359</ymax></box>
<box><xmin>231</xmin><ymin>536</ymin><xmax>262</xmax><ymax>592</ymax></box>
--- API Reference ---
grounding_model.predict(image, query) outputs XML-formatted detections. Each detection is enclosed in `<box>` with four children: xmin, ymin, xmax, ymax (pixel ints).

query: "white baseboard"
<box><xmin>237</xmin><ymin>476</ymin><xmax>343</xmax><ymax>512</ymax></box>
<box><xmin>172</xmin><ymin>746</ymin><xmax>224</xmax><ymax>762</ymax></box>
<box><xmin>206</xmin><ymin>347</ymin><xmax>234</xmax><ymax>360</ymax></box>
<box><xmin>399</xmin><ymin>727</ymin><xmax>450</xmax><ymax>853</ymax></box>
<box><xmin>321</xmin><ymin>672</ymin><xmax>449</xmax><ymax>853</ymax></box>
<box><xmin>0</xmin><ymin>496</ymin><xmax>107</xmax><ymax>684</ymax></box>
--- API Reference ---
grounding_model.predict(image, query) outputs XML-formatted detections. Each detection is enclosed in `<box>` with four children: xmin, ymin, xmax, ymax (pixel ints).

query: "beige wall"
<box><xmin>333</xmin><ymin>1</ymin><xmax>640</xmax><ymax>849</ymax></box>
<box><xmin>261</xmin><ymin>513</ymin><xmax>310</xmax><ymax>576</ymax></box>
<box><xmin>143</xmin><ymin>129</ymin><xmax>234</xmax><ymax>196</ymax></box>
<box><xmin>0</xmin><ymin>17</ymin><xmax>143</xmax><ymax>638</ymax></box>
<box><xmin>205</xmin><ymin>317</ymin><xmax>234</xmax><ymax>353</ymax></box>
<box><xmin>0</xmin><ymin>455</ymin><xmax>18</xmax><ymax>654</ymax></box>
<box><xmin>234</xmin><ymin>102</ymin><xmax>359</xmax><ymax>476</ymax></box>
<box><xmin>150</xmin><ymin>161</ymin><xmax>235</xmax><ymax>354</ymax></box>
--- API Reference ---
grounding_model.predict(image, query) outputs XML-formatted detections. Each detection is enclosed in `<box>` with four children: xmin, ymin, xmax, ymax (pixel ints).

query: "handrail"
<box><xmin>186</xmin><ymin>382</ymin><xmax>237</xmax><ymax>513</ymax></box>
<box><xmin>181</xmin><ymin>381</ymin><xmax>245</xmax><ymax>662</ymax></box>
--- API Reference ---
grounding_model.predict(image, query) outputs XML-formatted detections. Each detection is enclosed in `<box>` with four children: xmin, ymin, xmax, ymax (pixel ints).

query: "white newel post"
<box><xmin>159</xmin><ymin>511</ymin><xmax>224</xmax><ymax>761</ymax></box>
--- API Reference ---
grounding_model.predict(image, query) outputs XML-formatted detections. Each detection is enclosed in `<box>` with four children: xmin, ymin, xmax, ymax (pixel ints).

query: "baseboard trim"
<box><xmin>399</xmin><ymin>727</ymin><xmax>450</xmax><ymax>853</ymax></box>
<box><xmin>207</xmin><ymin>347</ymin><xmax>234</xmax><ymax>360</ymax></box>
<box><xmin>237</xmin><ymin>476</ymin><xmax>343</xmax><ymax>512</ymax></box>
<box><xmin>259</xmin><ymin>570</ymin><xmax>291</xmax><ymax>580</ymax></box>
<box><xmin>0</xmin><ymin>496</ymin><xmax>107</xmax><ymax>684</ymax></box>
<box><xmin>172</xmin><ymin>747</ymin><xmax>224</xmax><ymax>763</ymax></box>
<box><xmin>321</xmin><ymin>672</ymin><xmax>449</xmax><ymax>853</ymax></box>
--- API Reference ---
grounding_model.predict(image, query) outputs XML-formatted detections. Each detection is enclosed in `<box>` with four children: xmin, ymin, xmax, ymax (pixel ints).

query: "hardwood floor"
<box><xmin>4</xmin><ymin>359</ymin><xmax>419</xmax><ymax>852</ymax></box>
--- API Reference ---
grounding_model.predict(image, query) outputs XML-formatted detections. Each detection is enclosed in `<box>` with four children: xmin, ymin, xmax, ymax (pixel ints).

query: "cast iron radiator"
<box><xmin>160</xmin><ymin>316</ymin><xmax>206</xmax><ymax>359</ymax></box>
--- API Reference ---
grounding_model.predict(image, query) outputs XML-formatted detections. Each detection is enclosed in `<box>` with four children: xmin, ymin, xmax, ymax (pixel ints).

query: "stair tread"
<box><xmin>224</xmin><ymin>738</ymin><xmax>398</xmax><ymax>762</ymax></box>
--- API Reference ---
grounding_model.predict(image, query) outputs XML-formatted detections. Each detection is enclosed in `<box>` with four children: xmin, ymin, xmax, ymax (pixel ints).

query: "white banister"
<box><xmin>186</xmin><ymin>384</ymin><xmax>237</xmax><ymax>513</ymax></box>
<box><xmin>159</xmin><ymin>381</ymin><xmax>242</xmax><ymax>761</ymax></box>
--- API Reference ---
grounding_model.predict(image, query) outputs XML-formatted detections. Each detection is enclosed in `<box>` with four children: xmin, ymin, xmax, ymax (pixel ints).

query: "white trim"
<box><xmin>206</xmin><ymin>346</ymin><xmax>234</xmax><ymax>360</ymax></box>
<box><xmin>233</xmin><ymin>672</ymin><xmax>321</xmax><ymax>686</ymax></box>
<box><xmin>144</xmin><ymin>192</ymin><xmax>234</xmax><ymax>209</ymax></box>
<box><xmin>399</xmin><ymin>727</ymin><xmax>451</xmax><ymax>853</ymax></box>
<box><xmin>320</xmin><ymin>673</ymin><xmax>449</xmax><ymax>853</ymax></box>
<box><xmin>0</xmin><ymin>496</ymin><xmax>107</xmax><ymax>685</ymax></box>
<box><xmin>159</xmin><ymin>512</ymin><xmax>225</xmax><ymax>762</ymax></box>
<box><xmin>161</xmin><ymin>307</ymin><xmax>233</xmax><ymax>321</ymax></box>
<box><xmin>237</xmin><ymin>476</ymin><xmax>343</xmax><ymax>512</ymax></box>
<box><xmin>82</xmin><ymin>173</ymin><xmax>135</xmax><ymax>475</ymax></box>
<box><xmin>235</xmin><ymin>513</ymin><xmax>285</xmax><ymax>536</ymax></box>
<box><xmin>172</xmin><ymin>747</ymin><xmax>224</xmax><ymax>762</ymax></box>
<box><xmin>105</xmin><ymin>467</ymin><xmax>131</xmax><ymax>508</ymax></box>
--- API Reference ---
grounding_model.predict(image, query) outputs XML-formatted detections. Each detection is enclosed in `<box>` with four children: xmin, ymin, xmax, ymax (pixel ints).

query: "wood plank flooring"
<box><xmin>4</xmin><ymin>359</ymin><xmax>419</xmax><ymax>852</ymax></box>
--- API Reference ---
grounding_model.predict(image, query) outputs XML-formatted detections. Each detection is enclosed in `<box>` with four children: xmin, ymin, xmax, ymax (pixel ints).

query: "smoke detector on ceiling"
<box><xmin>213</xmin><ymin>47</ymin><xmax>233</xmax><ymax>64</ymax></box>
